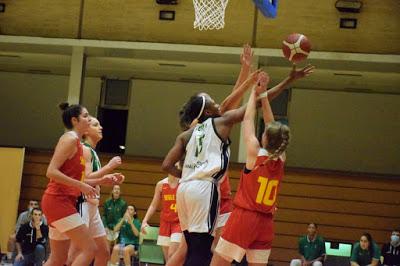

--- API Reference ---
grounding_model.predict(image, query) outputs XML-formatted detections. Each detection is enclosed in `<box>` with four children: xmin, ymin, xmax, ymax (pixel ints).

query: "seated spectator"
<box><xmin>16</xmin><ymin>201</ymin><xmax>47</xmax><ymax>233</ymax></box>
<box><xmin>381</xmin><ymin>229</ymin><xmax>400</xmax><ymax>266</ymax></box>
<box><xmin>110</xmin><ymin>205</ymin><xmax>141</xmax><ymax>266</ymax></box>
<box><xmin>7</xmin><ymin>200</ymin><xmax>47</xmax><ymax>258</ymax></box>
<box><xmin>290</xmin><ymin>223</ymin><xmax>326</xmax><ymax>266</ymax></box>
<box><xmin>351</xmin><ymin>233</ymin><xmax>381</xmax><ymax>266</ymax></box>
<box><xmin>14</xmin><ymin>208</ymin><xmax>49</xmax><ymax>266</ymax></box>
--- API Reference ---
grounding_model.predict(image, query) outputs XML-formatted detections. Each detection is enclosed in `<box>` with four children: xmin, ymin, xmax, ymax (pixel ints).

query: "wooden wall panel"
<box><xmin>81</xmin><ymin>0</ymin><xmax>254</xmax><ymax>46</ymax></box>
<box><xmin>0</xmin><ymin>0</ymin><xmax>81</xmax><ymax>38</ymax></box>
<box><xmin>19</xmin><ymin>150</ymin><xmax>400</xmax><ymax>264</ymax></box>
<box><xmin>255</xmin><ymin>0</ymin><xmax>400</xmax><ymax>54</ymax></box>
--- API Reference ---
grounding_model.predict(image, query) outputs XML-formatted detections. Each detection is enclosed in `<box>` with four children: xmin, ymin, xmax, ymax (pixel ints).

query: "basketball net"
<box><xmin>193</xmin><ymin>0</ymin><xmax>229</xmax><ymax>30</ymax></box>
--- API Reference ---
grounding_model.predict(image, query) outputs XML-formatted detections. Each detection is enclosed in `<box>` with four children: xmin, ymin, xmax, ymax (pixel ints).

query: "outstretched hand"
<box><xmin>255</xmin><ymin>71</ymin><xmax>270</xmax><ymax>95</ymax></box>
<box><xmin>247</xmin><ymin>69</ymin><xmax>263</xmax><ymax>84</ymax></box>
<box><xmin>240</xmin><ymin>43</ymin><xmax>253</xmax><ymax>67</ymax></box>
<box><xmin>289</xmin><ymin>64</ymin><xmax>315</xmax><ymax>81</ymax></box>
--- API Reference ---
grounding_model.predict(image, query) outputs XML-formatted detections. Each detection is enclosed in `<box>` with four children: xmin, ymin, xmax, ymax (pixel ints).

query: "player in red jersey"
<box><xmin>211</xmin><ymin>72</ymin><xmax>291</xmax><ymax>266</ymax></box>
<box><xmin>141</xmin><ymin>174</ymin><xmax>181</xmax><ymax>262</ymax></box>
<box><xmin>211</xmin><ymin>172</ymin><xmax>233</xmax><ymax>252</ymax></box>
<box><xmin>42</xmin><ymin>103</ymin><xmax>98</xmax><ymax>266</ymax></box>
<box><xmin>66</xmin><ymin>116</ymin><xmax>124</xmax><ymax>266</ymax></box>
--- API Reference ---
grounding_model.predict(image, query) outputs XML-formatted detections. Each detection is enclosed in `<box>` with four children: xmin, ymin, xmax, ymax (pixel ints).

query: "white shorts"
<box><xmin>216</xmin><ymin>212</ymin><xmax>231</xmax><ymax>229</ymax></box>
<box><xmin>215</xmin><ymin>237</ymin><xmax>271</xmax><ymax>264</ymax></box>
<box><xmin>177</xmin><ymin>180</ymin><xmax>219</xmax><ymax>234</ymax></box>
<box><xmin>81</xmin><ymin>201</ymin><xmax>106</xmax><ymax>238</ymax></box>
<box><xmin>157</xmin><ymin>233</ymin><xmax>182</xmax><ymax>246</ymax></box>
<box><xmin>49</xmin><ymin>213</ymin><xmax>84</xmax><ymax>241</ymax></box>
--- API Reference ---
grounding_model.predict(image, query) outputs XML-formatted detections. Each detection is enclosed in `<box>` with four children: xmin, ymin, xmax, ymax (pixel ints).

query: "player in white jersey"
<box><xmin>165</xmin><ymin>46</ymin><xmax>315</xmax><ymax>266</ymax></box>
<box><xmin>162</xmin><ymin>92</ymin><xmax>249</xmax><ymax>266</ymax></box>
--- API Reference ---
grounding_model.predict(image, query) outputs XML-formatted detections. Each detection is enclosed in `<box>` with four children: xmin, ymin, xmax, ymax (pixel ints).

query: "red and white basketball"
<box><xmin>282</xmin><ymin>33</ymin><xmax>311</xmax><ymax>63</ymax></box>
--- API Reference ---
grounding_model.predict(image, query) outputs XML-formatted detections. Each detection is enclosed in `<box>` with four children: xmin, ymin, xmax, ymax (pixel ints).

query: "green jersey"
<box><xmin>298</xmin><ymin>235</ymin><xmax>326</xmax><ymax>260</ymax></box>
<box><xmin>83</xmin><ymin>142</ymin><xmax>101</xmax><ymax>172</ymax></box>
<box><xmin>118</xmin><ymin>218</ymin><xmax>141</xmax><ymax>246</ymax></box>
<box><xmin>102</xmin><ymin>198</ymin><xmax>128</xmax><ymax>229</ymax></box>
<box><xmin>350</xmin><ymin>242</ymin><xmax>381</xmax><ymax>266</ymax></box>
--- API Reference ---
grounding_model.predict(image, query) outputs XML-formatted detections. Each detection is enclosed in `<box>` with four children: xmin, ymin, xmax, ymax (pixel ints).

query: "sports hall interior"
<box><xmin>0</xmin><ymin>0</ymin><xmax>399</xmax><ymax>265</ymax></box>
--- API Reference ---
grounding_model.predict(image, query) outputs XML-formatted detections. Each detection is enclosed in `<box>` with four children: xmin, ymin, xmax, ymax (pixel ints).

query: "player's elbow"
<box><xmin>46</xmin><ymin>167</ymin><xmax>55</xmax><ymax>179</ymax></box>
<box><xmin>161</xmin><ymin>160</ymin><xmax>172</xmax><ymax>173</ymax></box>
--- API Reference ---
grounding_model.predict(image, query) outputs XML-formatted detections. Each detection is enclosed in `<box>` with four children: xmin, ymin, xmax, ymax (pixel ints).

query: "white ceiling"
<box><xmin>0</xmin><ymin>38</ymin><xmax>399</xmax><ymax>94</ymax></box>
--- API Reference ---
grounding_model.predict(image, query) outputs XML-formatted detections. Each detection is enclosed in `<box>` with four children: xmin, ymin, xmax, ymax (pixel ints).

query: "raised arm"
<box><xmin>219</xmin><ymin>70</ymin><xmax>260</xmax><ymax>114</ymax></box>
<box><xmin>162</xmin><ymin>129</ymin><xmax>193</xmax><ymax>177</ymax></box>
<box><xmin>257</xmin><ymin>72</ymin><xmax>274</xmax><ymax>124</ymax></box>
<box><xmin>129</xmin><ymin>218</ymin><xmax>140</xmax><ymax>237</ymax></box>
<box><xmin>243</xmin><ymin>90</ymin><xmax>261</xmax><ymax>170</ymax></box>
<box><xmin>113</xmin><ymin>217</ymin><xmax>125</xmax><ymax>233</ymax></box>
<box><xmin>141</xmin><ymin>181</ymin><xmax>163</xmax><ymax>233</ymax></box>
<box><xmin>234</xmin><ymin>44</ymin><xmax>253</xmax><ymax>91</ymax></box>
<box><xmin>267</xmin><ymin>64</ymin><xmax>315</xmax><ymax>101</ymax></box>
<box><xmin>219</xmin><ymin>44</ymin><xmax>254</xmax><ymax>113</ymax></box>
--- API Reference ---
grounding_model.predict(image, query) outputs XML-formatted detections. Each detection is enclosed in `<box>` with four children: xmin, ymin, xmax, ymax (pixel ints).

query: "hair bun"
<box><xmin>59</xmin><ymin>102</ymin><xmax>69</xmax><ymax>111</ymax></box>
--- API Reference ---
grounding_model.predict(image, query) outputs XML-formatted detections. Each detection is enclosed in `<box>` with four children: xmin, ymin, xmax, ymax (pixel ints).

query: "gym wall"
<box><xmin>0</xmin><ymin>0</ymin><xmax>399</xmax><ymax>54</ymax></box>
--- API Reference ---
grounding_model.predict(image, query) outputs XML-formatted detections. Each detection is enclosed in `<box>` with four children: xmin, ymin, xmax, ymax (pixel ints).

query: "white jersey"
<box><xmin>181</xmin><ymin>118</ymin><xmax>230</xmax><ymax>183</ymax></box>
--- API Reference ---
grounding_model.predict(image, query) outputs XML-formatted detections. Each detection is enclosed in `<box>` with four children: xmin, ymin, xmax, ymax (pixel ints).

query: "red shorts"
<box><xmin>157</xmin><ymin>220</ymin><xmax>182</xmax><ymax>246</ymax></box>
<box><xmin>221</xmin><ymin>207</ymin><xmax>274</xmax><ymax>250</ymax></box>
<box><xmin>41</xmin><ymin>194</ymin><xmax>78</xmax><ymax>225</ymax></box>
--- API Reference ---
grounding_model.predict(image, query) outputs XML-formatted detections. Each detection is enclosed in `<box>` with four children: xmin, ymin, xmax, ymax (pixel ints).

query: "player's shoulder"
<box><xmin>158</xmin><ymin>177</ymin><xmax>169</xmax><ymax>185</ymax></box>
<box><xmin>59</xmin><ymin>131</ymin><xmax>78</xmax><ymax>144</ymax></box>
<box><xmin>156</xmin><ymin>178</ymin><xmax>168</xmax><ymax>190</ymax></box>
<box><xmin>178</xmin><ymin>127</ymin><xmax>195</xmax><ymax>144</ymax></box>
<box><xmin>258</xmin><ymin>148</ymin><xmax>269</xmax><ymax>157</ymax></box>
<box><xmin>82</xmin><ymin>145</ymin><xmax>92</xmax><ymax>160</ymax></box>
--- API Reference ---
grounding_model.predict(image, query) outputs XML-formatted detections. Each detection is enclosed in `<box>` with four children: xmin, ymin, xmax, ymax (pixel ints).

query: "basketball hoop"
<box><xmin>192</xmin><ymin>0</ymin><xmax>229</xmax><ymax>30</ymax></box>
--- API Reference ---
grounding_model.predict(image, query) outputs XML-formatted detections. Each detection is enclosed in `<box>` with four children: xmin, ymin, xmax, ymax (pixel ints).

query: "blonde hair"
<box><xmin>264</xmin><ymin>121</ymin><xmax>290</xmax><ymax>160</ymax></box>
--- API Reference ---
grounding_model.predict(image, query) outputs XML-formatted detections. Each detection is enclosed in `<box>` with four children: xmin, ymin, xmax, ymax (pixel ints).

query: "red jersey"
<box><xmin>220</xmin><ymin>172</ymin><xmax>232</xmax><ymax>200</ymax></box>
<box><xmin>44</xmin><ymin>134</ymin><xmax>85</xmax><ymax>198</ymax></box>
<box><xmin>234</xmin><ymin>149</ymin><xmax>284</xmax><ymax>214</ymax></box>
<box><xmin>160</xmin><ymin>178</ymin><xmax>179</xmax><ymax>223</ymax></box>
<box><xmin>219</xmin><ymin>172</ymin><xmax>233</xmax><ymax>214</ymax></box>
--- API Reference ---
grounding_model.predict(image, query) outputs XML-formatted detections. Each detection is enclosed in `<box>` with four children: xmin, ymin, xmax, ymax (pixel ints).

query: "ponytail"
<box><xmin>265</xmin><ymin>122</ymin><xmax>290</xmax><ymax>161</ymax></box>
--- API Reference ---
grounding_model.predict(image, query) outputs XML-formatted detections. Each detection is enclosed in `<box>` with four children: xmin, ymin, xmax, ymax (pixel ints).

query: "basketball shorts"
<box><xmin>80</xmin><ymin>201</ymin><xmax>106</xmax><ymax>238</ymax></box>
<box><xmin>215</xmin><ymin>207</ymin><xmax>274</xmax><ymax>264</ymax></box>
<box><xmin>176</xmin><ymin>180</ymin><xmax>219</xmax><ymax>234</ymax></box>
<box><xmin>157</xmin><ymin>220</ymin><xmax>182</xmax><ymax>246</ymax></box>
<box><xmin>216</xmin><ymin>197</ymin><xmax>233</xmax><ymax>228</ymax></box>
<box><xmin>41</xmin><ymin>194</ymin><xmax>84</xmax><ymax>241</ymax></box>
